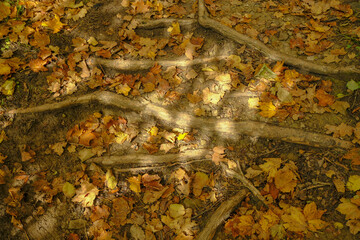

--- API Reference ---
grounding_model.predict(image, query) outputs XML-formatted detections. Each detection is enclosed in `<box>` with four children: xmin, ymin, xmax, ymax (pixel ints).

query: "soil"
<box><xmin>0</xmin><ymin>0</ymin><xmax>359</xmax><ymax>239</ymax></box>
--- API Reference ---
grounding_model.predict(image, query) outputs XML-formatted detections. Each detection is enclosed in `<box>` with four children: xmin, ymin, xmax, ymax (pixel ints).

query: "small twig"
<box><xmin>324</xmin><ymin>156</ymin><xmax>349</xmax><ymax>171</ymax></box>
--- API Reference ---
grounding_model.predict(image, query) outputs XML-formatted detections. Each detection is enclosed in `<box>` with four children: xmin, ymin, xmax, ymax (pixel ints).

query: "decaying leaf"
<box><xmin>72</xmin><ymin>181</ymin><xmax>99</xmax><ymax>207</ymax></box>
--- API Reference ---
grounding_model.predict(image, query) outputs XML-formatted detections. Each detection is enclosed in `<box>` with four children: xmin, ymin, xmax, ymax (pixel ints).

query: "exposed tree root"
<box><xmin>89</xmin><ymin>149</ymin><xmax>209</xmax><ymax>166</ymax></box>
<box><xmin>87</xmin><ymin>56</ymin><xmax>228</xmax><ymax>71</ymax></box>
<box><xmin>196</xmin><ymin>189</ymin><xmax>248</xmax><ymax>240</ymax></box>
<box><xmin>137</xmin><ymin>18</ymin><xmax>197</xmax><ymax>29</ymax></box>
<box><xmin>6</xmin><ymin>91</ymin><xmax>354</xmax><ymax>149</ymax></box>
<box><xmin>222</xmin><ymin>163</ymin><xmax>268</xmax><ymax>207</ymax></box>
<box><xmin>198</xmin><ymin>0</ymin><xmax>360</xmax><ymax>78</ymax></box>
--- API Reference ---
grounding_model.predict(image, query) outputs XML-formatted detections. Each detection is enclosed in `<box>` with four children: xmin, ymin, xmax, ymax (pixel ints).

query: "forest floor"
<box><xmin>0</xmin><ymin>0</ymin><xmax>360</xmax><ymax>239</ymax></box>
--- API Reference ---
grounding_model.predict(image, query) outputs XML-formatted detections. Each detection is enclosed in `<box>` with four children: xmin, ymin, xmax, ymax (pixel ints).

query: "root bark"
<box><xmin>7</xmin><ymin>91</ymin><xmax>354</xmax><ymax>149</ymax></box>
<box><xmin>196</xmin><ymin>189</ymin><xmax>248</xmax><ymax>240</ymax></box>
<box><xmin>197</xmin><ymin>0</ymin><xmax>360</xmax><ymax>78</ymax></box>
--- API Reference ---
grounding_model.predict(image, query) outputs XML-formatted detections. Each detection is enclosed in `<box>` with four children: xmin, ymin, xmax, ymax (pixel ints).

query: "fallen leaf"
<box><xmin>50</xmin><ymin>142</ymin><xmax>67</xmax><ymax>156</ymax></box>
<box><xmin>343</xmin><ymin>148</ymin><xmax>360</xmax><ymax>166</ymax></box>
<box><xmin>62</xmin><ymin>182</ymin><xmax>76</xmax><ymax>198</ymax></box>
<box><xmin>315</xmin><ymin>89</ymin><xmax>335</xmax><ymax>107</ymax></box>
<box><xmin>274</xmin><ymin>166</ymin><xmax>297</xmax><ymax>193</ymax></box>
<box><xmin>337</xmin><ymin>198</ymin><xmax>360</xmax><ymax>220</ymax></box>
<box><xmin>1</xmin><ymin>80</ymin><xmax>15</xmax><ymax>95</ymax></box>
<box><xmin>72</xmin><ymin>181</ymin><xmax>99</xmax><ymax>207</ymax></box>
<box><xmin>128</xmin><ymin>175</ymin><xmax>141</xmax><ymax>193</ymax></box>
<box><xmin>347</xmin><ymin>175</ymin><xmax>360</xmax><ymax>191</ymax></box>
<box><xmin>192</xmin><ymin>172</ymin><xmax>209</xmax><ymax>197</ymax></box>
<box><xmin>106</xmin><ymin>169</ymin><xmax>117</xmax><ymax>190</ymax></box>
<box><xmin>259</xmin><ymin>101</ymin><xmax>277</xmax><ymax>118</ymax></box>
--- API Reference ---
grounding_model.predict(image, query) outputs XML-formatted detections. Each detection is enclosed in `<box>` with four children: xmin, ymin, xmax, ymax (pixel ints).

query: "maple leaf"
<box><xmin>116</xmin><ymin>84</ymin><xmax>131</xmax><ymax>96</ymax></box>
<box><xmin>347</xmin><ymin>220</ymin><xmax>360</xmax><ymax>235</ymax></box>
<box><xmin>274</xmin><ymin>166</ymin><xmax>297</xmax><ymax>193</ymax></box>
<box><xmin>282</xmin><ymin>206</ymin><xmax>307</xmax><ymax>232</ymax></box>
<box><xmin>72</xmin><ymin>181</ymin><xmax>99</xmax><ymax>207</ymax></box>
<box><xmin>90</xmin><ymin>205</ymin><xmax>110</xmax><ymax>222</ymax></box>
<box><xmin>343</xmin><ymin>148</ymin><xmax>360</xmax><ymax>166</ymax></box>
<box><xmin>41</xmin><ymin>14</ymin><xmax>65</xmax><ymax>33</ymax></box>
<box><xmin>337</xmin><ymin>197</ymin><xmax>360</xmax><ymax>220</ymax></box>
<box><xmin>132</xmin><ymin>0</ymin><xmax>150</xmax><ymax>14</ymax></box>
<box><xmin>325</xmin><ymin>123</ymin><xmax>353</xmax><ymax>138</ymax></box>
<box><xmin>315</xmin><ymin>89</ymin><xmax>334</xmax><ymax>106</ymax></box>
<box><xmin>28</xmin><ymin>58</ymin><xmax>48</xmax><ymax>72</ymax></box>
<box><xmin>260</xmin><ymin>158</ymin><xmax>282</xmax><ymax>180</ymax></box>
<box><xmin>303</xmin><ymin>202</ymin><xmax>327</xmax><ymax>232</ymax></box>
<box><xmin>142</xmin><ymin>173</ymin><xmax>163</xmax><ymax>190</ymax></box>
<box><xmin>30</xmin><ymin>32</ymin><xmax>50</xmax><ymax>49</ymax></box>
<box><xmin>225</xmin><ymin>215</ymin><xmax>254</xmax><ymax>237</ymax></box>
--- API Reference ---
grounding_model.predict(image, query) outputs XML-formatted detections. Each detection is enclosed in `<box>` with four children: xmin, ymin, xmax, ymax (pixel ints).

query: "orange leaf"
<box><xmin>79</xmin><ymin>130</ymin><xmax>96</xmax><ymax>146</ymax></box>
<box><xmin>343</xmin><ymin>148</ymin><xmax>360</xmax><ymax>166</ymax></box>
<box><xmin>30</xmin><ymin>31</ymin><xmax>50</xmax><ymax>48</ymax></box>
<box><xmin>315</xmin><ymin>89</ymin><xmax>334</xmax><ymax>107</ymax></box>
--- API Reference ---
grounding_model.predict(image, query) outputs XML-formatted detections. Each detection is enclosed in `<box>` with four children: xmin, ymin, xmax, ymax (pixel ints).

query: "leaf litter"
<box><xmin>0</xmin><ymin>0</ymin><xmax>360</xmax><ymax>239</ymax></box>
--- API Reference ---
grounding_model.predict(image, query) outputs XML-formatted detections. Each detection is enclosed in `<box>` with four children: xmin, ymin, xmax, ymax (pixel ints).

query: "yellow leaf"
<box><xmin>346</xmin><ymin>219</ymin><xmax>360</xmax><ymax>235</ymax></box>
<box><xmin>167</xmin><ymin>22</ymin><xmax>180</xmax><ymax>35</ymax></box>
<box><xmin>115</xmin><ymin>131</ymin><xmax>128</xmax><ymax>144</ymax></box>
<box><xmin>259</xmin><ymin>158</ymin><xmax>282</xmax><ymax>180</ymax></box>
<box><xmin>0</xmin><ymin>63</ymin><xmax>11</xmax><ymax>75</ymax></box>
<box><xmin>72</xmin><ymin>181</ymin><xmax>99</xmax><ymax>207</ymax></box>
<box><xmin>347</xmin><ymin>175</ymin><xmax>360</xmax><ymax>191</ymax></box>
<box><xmin>149</xmin><ymin>126</ymin><xmax>158</xmax><ymax>136</ymax></box>
<box><xmin>106</xmin><ymin>170</ymin><xmax>117</xmax><ymax>189</ymax></box>
<box><xmin>0</xmin><ymin>2</ymin><xmax>11</xmax><ymax>21</ymax></box>
<box><xmin>259</xmin><ymin>101</ymin><xmax>277</xmax><ymax>118</ymax></box>
<box><xmin>337</xmin><ymin>198</ymin><xmax>360</xmax><ymax>220</ymax></box>
<box><xmin>62</xmin><ymin>182</ymin><xmax>75</xmax><ymax>198</ymax></box>
<box><xmin>304</xmin><ymin>202</ymin><xmax>325</xmax><ymax>220</ymax></box>
<box><xmin>282</xmin><ymin>207</ymin><xmax>307</xmax><ymax>232</ymax></box>
<box><xmin>87</xmin><ymin>36</ymin><xmax>98</xmax><ymax>46</ymax></box>
<box><xmin>0</xmin><ymin>130</ymin><xmax>7</xmax><ymax>144</ymax></box>
<box><xmin>192</xmin><ymin>172</ymin><xmax>209</xmax><ymax>197</ymax></box>
<box><xmin>177</xmin><ymin>132</ymin><xmax>188</xmax><ymax>141</ymax></box>
<box><xmin>41</xmin><ymin>14</ymin><xmax>66</xmax><ymax>33</ymax></box>
<box><xmin>116</xmin><ymin>84</ymin><xmax>131</xmax><ymax>96</ymax></box>
<box><xmin>128</xmin><ymin>175</ymin><xmax>141</xmax><ymax>193</ymax></box>
<box><xmin>274</xmin><ymin>167</ymin><xmax>297</xmax><ymax>193</ymax></box>
<box><xmin>248</xmin><ymin>97</ymin><xmax>259</xmax><ymax>109</ymax></box>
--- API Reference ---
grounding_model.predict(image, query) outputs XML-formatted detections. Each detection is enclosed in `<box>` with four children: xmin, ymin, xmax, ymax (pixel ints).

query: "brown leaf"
<box><xmin>315</xmin><ymin>89</ymin><xmax>334</xmax><ymax>107</ymax></box>
<box><xmin>343</xmin><ymin>148</ymin><xmax>360</xmax><ymax>166</ymax></box>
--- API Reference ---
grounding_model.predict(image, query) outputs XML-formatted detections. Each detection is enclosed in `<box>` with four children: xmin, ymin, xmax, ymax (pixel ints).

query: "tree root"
<box><xmin>87</xmin><ymin>55</ymin><xmax>228</xmax><ymax>71</ymax></box>
<box><xmin>89</xmin><ymin>149</ymin><xmax>209</xmax><ymax>166</ymax></box>
<box><xmin>196</xmin><ymin>189</ymin><xmax>248</xmax><ymax>240</ymax></box>
<box><xmin>6</xmin><ymin>91</ymin><xmax>354</xmax><ymax>149</ymax></box>
<box><xmin>137</xmin><ymin>18</ymin><xmax>197</xmax><ymax>29</ymax></box>
<box><xmin>198</xmin><ymin>0</ymin><xmax>360</xmax><ymax>78</ymax></box>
